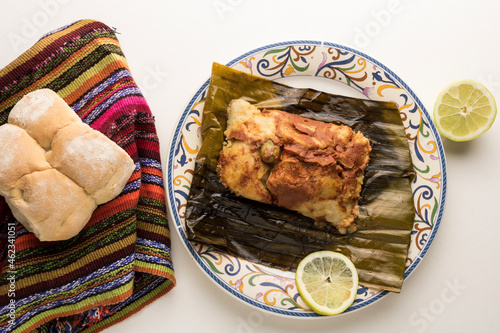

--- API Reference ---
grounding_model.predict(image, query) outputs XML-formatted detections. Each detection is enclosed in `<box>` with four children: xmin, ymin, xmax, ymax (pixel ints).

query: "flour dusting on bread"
<box><xmin>0</xmin><ymin>89</ymin><xmax>135</xmax><ymax>241</ymax></box>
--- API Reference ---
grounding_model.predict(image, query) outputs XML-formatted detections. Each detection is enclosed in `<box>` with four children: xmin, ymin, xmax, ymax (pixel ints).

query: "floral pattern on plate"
<box><xmin>167</xmin><ymin>41</ymin><xmax>446</xmax><ymax>317</ymax></box>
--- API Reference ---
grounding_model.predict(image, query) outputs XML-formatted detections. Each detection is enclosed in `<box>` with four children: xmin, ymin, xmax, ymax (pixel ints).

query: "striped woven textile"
<box><xmin>0</xmin><ymin>20</ymin><xmax>175</xmax><ymax>332</ymax></box>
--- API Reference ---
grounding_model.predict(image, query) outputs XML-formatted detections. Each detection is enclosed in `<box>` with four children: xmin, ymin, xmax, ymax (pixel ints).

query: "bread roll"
<box><xmin>0</xmin><ymin>124</ymin><xmax>51</xmax><ymax>196</ymax></box>
<box><xmin>6</xmin><ymin>169</ymin><xmax>97</xmax><ymax>241</ymax></box>
<box><xmin>47</xmin><ymin>121</ymin><xmax>136</xmax><ymax>204</ymax></box>
<box><xmin>0</xmin><ymin>89</ymin><xmax>136</xmax><ymax>241</ymax></box>
<box><xmin>9</xmin><ymin>88</ymin><xmax>80</xmax><ymax>149</ymax></box>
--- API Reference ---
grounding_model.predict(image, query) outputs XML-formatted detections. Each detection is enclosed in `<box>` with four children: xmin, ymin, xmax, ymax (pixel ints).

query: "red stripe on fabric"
<box><xmin>14</xmin><ymin>242</ymin><xmax>136</xmax><ymax>300</ymax></box>
<box><xmin>0</xmin><ymin>21</ymin><xmax>111</xmax><ymax>89</ymax></box>
<box><xmin>90</xmin><ymin>95</ymin><xmax>149</xmax><ymax>130</ymax></box>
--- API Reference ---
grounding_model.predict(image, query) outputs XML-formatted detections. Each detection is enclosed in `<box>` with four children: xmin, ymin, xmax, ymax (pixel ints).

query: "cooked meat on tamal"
<box><xmin>217</xmin><ymin>99</ymin><xmax>372</xmax><ymax>234</ymax></box>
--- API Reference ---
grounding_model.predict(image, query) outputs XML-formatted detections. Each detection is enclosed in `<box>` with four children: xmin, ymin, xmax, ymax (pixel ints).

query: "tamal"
<box><xmin>218</xmin><ymin>99</ymin><xmax>372</xmax><ymax>234</ymax></box>
<box><xmin>185</xmin><ymin>63</ymin><xmax>415</xmax><ymax>293</ymax></box>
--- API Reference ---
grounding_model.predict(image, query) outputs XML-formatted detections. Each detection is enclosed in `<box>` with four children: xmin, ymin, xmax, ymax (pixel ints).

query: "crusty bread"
<box><xmin>9</xmin><ymin>88</ymin><xmax>80</xmax><ymax>149</ymax></box>
<box><xmin>46</xmin><ymin>121</ymin><xmax>135</xmax><ymax>204</ymax></box>
<box><xmin>6</xmin><ymin>169</ymin><xmax>97</xmax><ymax>241</ymax></box>
<box><xmin>0</xmin><ymin>89</ymin><xmax>136</xmax><ymax>241</ymax></box>
<box><xmin>0</xmin><ymin>124</ymin><xmax>51</xmax><ymax>196</ymax></box>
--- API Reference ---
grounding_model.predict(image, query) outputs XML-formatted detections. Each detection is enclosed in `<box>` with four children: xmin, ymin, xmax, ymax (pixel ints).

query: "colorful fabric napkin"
<box><xmin>0</xmin><ymin>20</ymin><xmax>175</xmax><ymax>332</ymax></box>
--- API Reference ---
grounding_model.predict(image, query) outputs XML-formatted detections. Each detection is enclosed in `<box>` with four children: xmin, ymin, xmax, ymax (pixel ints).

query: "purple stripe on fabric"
<box><xmin>14</xmin><ymin>271</ymin><xmax>134</xmax><ymax>332</ymax></box>
<box><xmin>1</xmin><ymin>255</ymin><xmax>135</xmax><ymax>314</ymax></box>
<box><xmin>136</xmin><ymin>253</ymin><xmax>173</xmax><ymax>268</ymax></box>
<box><xmin>71</xmin><ymin>69</ymin><xmax>132</xmax><ymax>113</ymax></box>
<box><xmin>139</xmin><ymin>158</ymin><xmax>162</xmax><ymax>170</ymax></box>
<box><xmin>136</xmin><ymin>238</ymin><xmax>171</xmax><ymax>253</ymax></box>
<box><xmin>82</xmin><ymin>87</ymin><xmax>143</xmax><ymax>125</ymax></box>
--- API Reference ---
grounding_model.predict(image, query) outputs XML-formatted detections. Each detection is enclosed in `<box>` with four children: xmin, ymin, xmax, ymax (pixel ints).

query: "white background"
<box><xmin>1</xmin><ymin>1</ymin><xmax>500</xmax><ymax>332</ymax></box>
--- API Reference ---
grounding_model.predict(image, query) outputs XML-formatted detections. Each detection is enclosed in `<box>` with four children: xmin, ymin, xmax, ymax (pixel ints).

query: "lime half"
<box><xmin>434</xmin><ymin>79</ymin><xmax>497</xmax><ymax>141</ymax></box>
<box><xmin>295</xmin><ymin>251</ymin><xmax>358</xmax><ymax>316</ymax></box>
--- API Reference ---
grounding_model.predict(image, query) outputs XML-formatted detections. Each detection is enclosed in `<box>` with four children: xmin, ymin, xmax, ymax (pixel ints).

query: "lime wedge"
<box><xmin>295</xmin><ymin>251</ymin><xmax>358</xmax><ymax>315</ymax></box>
<box><xmin>434</xmin><ymin>79</ymin><xmax>497</xmax><ymax>141</ymax></box>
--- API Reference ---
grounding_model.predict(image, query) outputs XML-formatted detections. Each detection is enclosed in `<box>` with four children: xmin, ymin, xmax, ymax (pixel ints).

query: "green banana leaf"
<box><xmin>185</xmin><ymin>62</ymin><xmax>415</xmax><ymax>293</ymax></box>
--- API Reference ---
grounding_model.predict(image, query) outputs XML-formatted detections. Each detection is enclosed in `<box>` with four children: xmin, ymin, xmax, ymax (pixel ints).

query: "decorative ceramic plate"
<box><xmin>166</xmin><ymin>41</ymin><xmax>446</xmax><ymax>317</ymax></box>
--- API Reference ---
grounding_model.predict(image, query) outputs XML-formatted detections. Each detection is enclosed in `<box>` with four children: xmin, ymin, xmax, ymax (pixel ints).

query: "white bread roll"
<box><xmin>0</xmin><ymin>89</ymin><xmax>136</xmax><ymax>241</ymax></box>
<box><xmin>0</xmin><ymin>124</ymin><xmax>51</xmax><ymax>196</ymax></box>
<box><xmin>9</xmin><ymin>88</ymin><xmax>80</xmax><ymax>149</ymax></box>
<box><xmin>46</xmin><ymin>121</ymin><xmax>136</xmax><ymax>204</ymax></box>
<box><xmin>6</xmin><ymin>169</ymin><xmax>97</xmax><ymax>241</ymax></box>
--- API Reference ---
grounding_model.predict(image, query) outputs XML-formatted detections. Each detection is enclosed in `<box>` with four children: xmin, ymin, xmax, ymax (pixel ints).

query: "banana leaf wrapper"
<box><xmin>185</xmin><ymin>63</ymin><xmax>415</xmax><ymax>293</ymax></box>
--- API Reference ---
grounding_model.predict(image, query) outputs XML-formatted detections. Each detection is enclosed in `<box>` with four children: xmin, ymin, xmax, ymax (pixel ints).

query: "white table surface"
<box><xmin>1</xmin><ymin>1</ymin><xmax>499</xmax><ymax>332</ymax></box>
